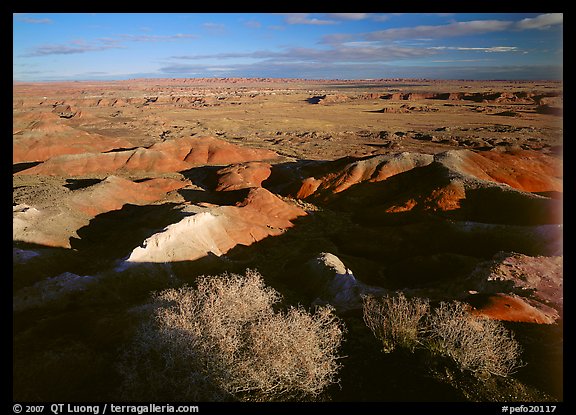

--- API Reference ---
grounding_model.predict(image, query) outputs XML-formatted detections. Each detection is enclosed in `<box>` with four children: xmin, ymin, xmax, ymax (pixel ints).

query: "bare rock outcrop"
<box><xmin>149</xmin><ymin>136</ymin><xmax>277</xmax><ymax>165</ymax></box>
<box><xmin>379</xmin><ymin>90</ymin><xmax>560</xmax><ymax>104</ymax></box>
<box><xmin>303</xmin><ymin>252</ymin><xmax>387</xmax><ymax>313</ymax></box>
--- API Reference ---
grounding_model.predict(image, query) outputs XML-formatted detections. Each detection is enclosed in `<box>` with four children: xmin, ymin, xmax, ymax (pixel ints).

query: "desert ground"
<box><xmin>13</xmin><ymin>78</ymin><xmax>563</xmax><ymax>402</ymax></box>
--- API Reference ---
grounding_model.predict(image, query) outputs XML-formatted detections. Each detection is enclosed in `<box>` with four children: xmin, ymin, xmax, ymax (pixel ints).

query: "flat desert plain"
<box><xmin>13</xmin><ymin>78</ymin><xmax>563</xmax><ymax>402</ymax></box>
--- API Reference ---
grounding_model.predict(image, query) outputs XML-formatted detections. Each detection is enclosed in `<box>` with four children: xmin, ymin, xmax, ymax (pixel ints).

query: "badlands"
<box><xmin>13</xmin><ymin>78</ymin><xmax>563</xmax><ymax>402</ymax></box>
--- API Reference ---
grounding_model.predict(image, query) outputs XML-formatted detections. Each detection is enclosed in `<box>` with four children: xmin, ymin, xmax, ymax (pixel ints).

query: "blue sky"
<box><xmin>13</xmin><ymin>13</ymin><xmax>563</xmax><ymax>81</ymax></box>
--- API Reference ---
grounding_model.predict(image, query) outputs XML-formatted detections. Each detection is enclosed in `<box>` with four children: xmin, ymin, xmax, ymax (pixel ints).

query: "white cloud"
<box><xmin>366</xmin><ymin>20</ymin><xmax>514</xmax><ymax>41</ymax></box>
<box><xmin>170</xmin><ymin>43</ymin><xmax>437</xmax><ymax>65</ymax></box>
<box><xmin>320</xmin><ymin>33</ymin><xmax>356</xmax><ymax>45</ymax></box>
<box><xmin>365</xmin><ymin>14</ymin><xmax>562</xmax><ymax>42</ymax></box>
<box><xmin>202</xmin><ymin>22</ymin><xmax>226</xmax><ymax>33</ymax></box>
<box><xmin>430</xmin><ymin>46</ymin><xmax>519</xmax><ymax>53</ymax></box>
<box><xmin>21</xmin><ymin>31</ymin><xmax>196</xmax><ymax>57</ymax></box>
<box><xmin>206</xmin><ymin>67</ymin><xmax>236</xmax><ymax>72</ymax></box>
<box><xmin>283</xmin><ymin>13</ymin><xmax>337</xmax><ymax>25</ymax></box>
<box><xmin>516</xmin><ymin>13</ymin><xmax>563</xmax><ymax>30</ymax></box>
<box><xmin>431</xmin><ymin>59</ymin><xmax>491</xmax><ymax>63</ymax></box>
<box><xmin>244</xmin><ymin>20</ymin><xmax>262</xmax><ymax>29</ymax></box>
<box><xmin>326</xmin><ymin>13</ymin><xmax>370</xmax><ymax>21</ymax></box>
<box><xmin>18</xmin><ymin>17</ymin><xmax>53</xmax><ymax>24</ymax></box>
<box><xmin>23</xmin><ymin>41</ymin><xmax>123</xmax><ymax>57</ymax></box>
<box><xmin>119</xmin><ymin>33</ymin><xmax>197</xmax><ymax>42</ymax></box>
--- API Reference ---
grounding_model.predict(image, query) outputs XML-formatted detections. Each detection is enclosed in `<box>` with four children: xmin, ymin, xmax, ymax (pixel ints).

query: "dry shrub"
<box><xmin>362</xmin><ymin>294</ymin><xmax>523</xmax><ymax>380</ymax></box>
<box><xmin>362</xmin><ymin>293</ymin><xmax>430</xmax><ymax>352</ymax></box>
<box><xmin>427</xmin><ymin>301</ymin><xmax>523</xmax><ymax>379</ymax></box>
<box><xmin>118</xmin><ymin>270</ymin><xmax>344</xmax><ymax>401</ymax></box>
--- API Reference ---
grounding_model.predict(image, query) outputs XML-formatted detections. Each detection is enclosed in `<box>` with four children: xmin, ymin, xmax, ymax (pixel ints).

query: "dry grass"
<box><xmin>118</xmin><ymin>270</ymin><xmax>344</xmax><ymax>401</ymax></box>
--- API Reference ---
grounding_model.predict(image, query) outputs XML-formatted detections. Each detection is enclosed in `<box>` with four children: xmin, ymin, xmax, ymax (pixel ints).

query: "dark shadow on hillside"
<box><xmin>178</xmin><ymin>187</ymin><xmax>251</xmax><ymax>206</ymax></box>
<box><xmin>69</xmin><ymin>202</ymin><xmax>186</xmax><ymax>269</ymax></box>
<box><xmin>305</xmin><ymin>95</ymin><xmax>326</xmax><ymax>104</ymax></box>
<box><xmin>64</xmin><ymin>178</ymin><xmax>103</xmax><ymax>190</ymax></box>
<box><xmin>179</xmin><ymin>165</ymin><xmax>221</xmax><ymax>190</ymax></box>
<box><xmin>461</xmin><ymin>187</ymin><xmax>562</xmax><ymax>225</ymax></box>
<box><xmin>13</xmin><ymin>161</ymin><xmax>42</xmax><ymax>174</ymax></box>
<box><xmin>102</xmin><ymin>146</ymin><xmax>140</xmax><ymax>153</ymax></box>
<box><xmin>535</xmin><ymin>105</ymin><xmax>563</xmax><ymax>116</ymax></box>
<box><xmin>13</xmin><ymin>241</ymin><xmax>83</xmax><ymax>290</ymax></box>
<box><xmin>364</xmin><ymin>108</ymin><xmax>387</xmax><ymax>113</ymax></box>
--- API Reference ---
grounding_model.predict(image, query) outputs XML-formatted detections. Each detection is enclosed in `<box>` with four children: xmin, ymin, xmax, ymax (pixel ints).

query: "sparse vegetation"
<box><xmin>362</xmin><ymin>294</ymin><xmax>523</xmax><ymax>379</ymax></box>
<box><xmin>362</xmin><ymin>293</ymin><xmax>429</xmax><ymax>352</ymax></box>
<box><xmin>427</xmin><ymin>301</ymin><xmax>523</xmax><ymax>379</ymax></box>
<box><xmin>118</xmin><ymin>270</ymin><xmax>345</xmax><ymax>401</ymax></box>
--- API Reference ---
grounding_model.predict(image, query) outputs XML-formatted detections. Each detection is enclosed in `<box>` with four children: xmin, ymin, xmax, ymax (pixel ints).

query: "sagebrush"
<box><xmin>362</xmin><ymin>294</ymin><xmax>522</xmax><ymax>379</ymax></box>
<box><xmin>363</xmin><ymin>293</ymin><xmax>429</xmax><ymax>352</ymax></box>
<box><xmin>118</xmin><ymin>270</ymin><xmax>345</xmax><ymax>401</ymax></box>
<box><xmin>427</xmin><ymin>301</ymin><xmax>523</xmax><ymax>378</ymax></box>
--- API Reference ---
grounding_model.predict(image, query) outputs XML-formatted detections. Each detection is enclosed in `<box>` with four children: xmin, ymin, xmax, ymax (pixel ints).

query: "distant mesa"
<box><xmin>369</xmin><ymin>104</ymin><xmax>439</xmax><ymax>113</ymax></box>
<box><xmin>379</xmin><ymin>90</ymin><xmax>560</xmax><ymax>104</ymax></box>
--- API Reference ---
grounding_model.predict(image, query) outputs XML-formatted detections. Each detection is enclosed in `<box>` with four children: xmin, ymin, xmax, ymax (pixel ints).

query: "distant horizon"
<box><xmin>12</xmin><ymin>76</ymin><xmax>563</xmax><ymax>84</ymax></box>
<box><xmin>11</xmin><ymin>70</ymin><xmax>564</xmax><ymax>83</ymax></box>
<box><xmin>13</xmin><ymin>13</ymin><xmax>563</xmax><ymax>82</ymax></box>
